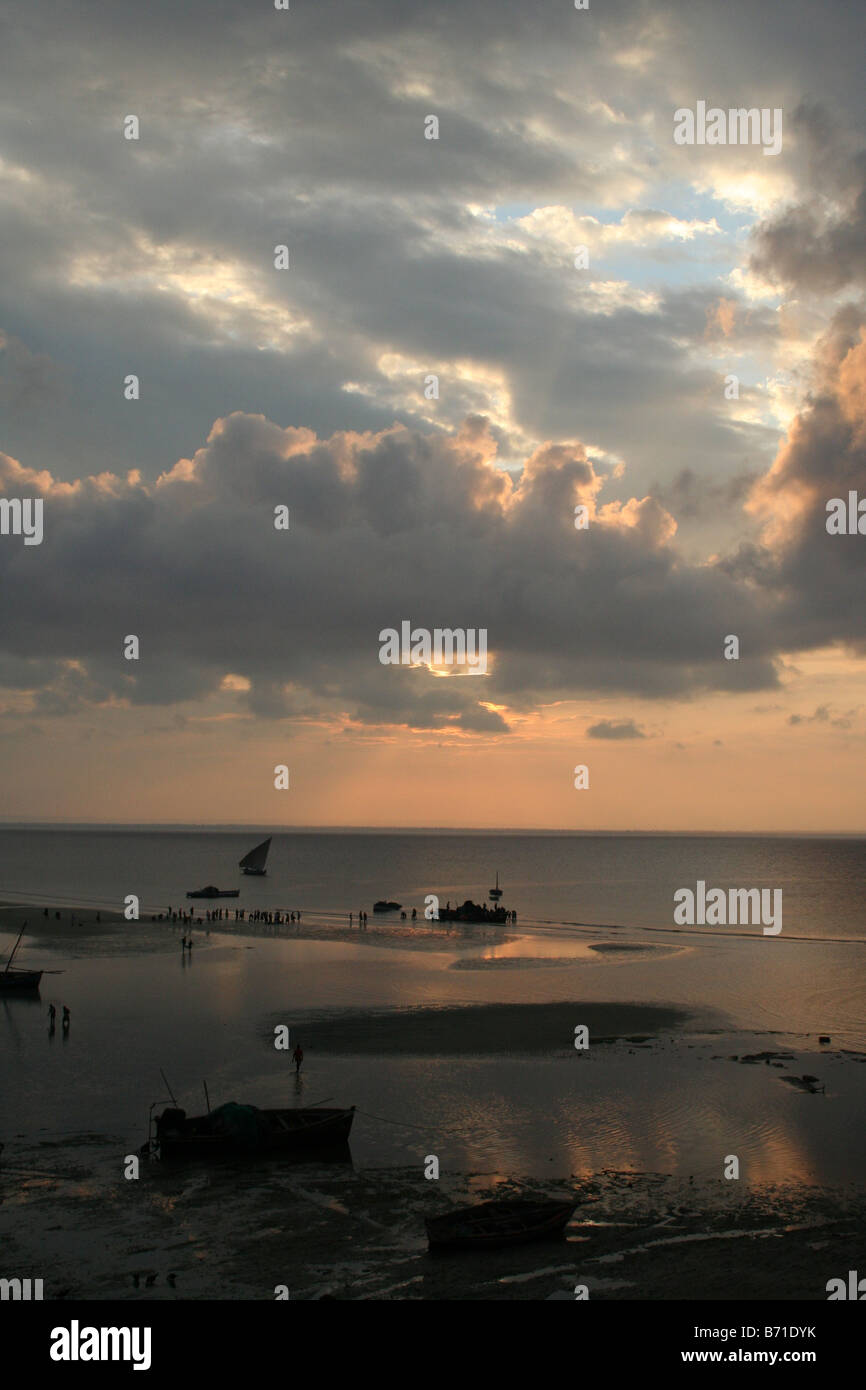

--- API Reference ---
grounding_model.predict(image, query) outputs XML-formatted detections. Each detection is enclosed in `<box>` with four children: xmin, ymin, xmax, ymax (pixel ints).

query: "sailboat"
<box><xmin>488</xmin><ymin>872</ymin><xmax>503</xmax><ymax>901</ymax></box>
<box><xmin>1</xmin><ymin>922</ymin><xmax>43</xmax><ymax>992</ymax></box>
<box><xmin>239</xmin><ymin>837</ymin><xmax>271</xmax><ymax>877</ymax></box>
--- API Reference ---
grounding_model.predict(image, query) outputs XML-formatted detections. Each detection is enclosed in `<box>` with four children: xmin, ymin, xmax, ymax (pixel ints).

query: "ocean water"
<box><xmin>1</xmin><ymin>828</ymin><xmax>864</xmax><ymax>938</ymax></box>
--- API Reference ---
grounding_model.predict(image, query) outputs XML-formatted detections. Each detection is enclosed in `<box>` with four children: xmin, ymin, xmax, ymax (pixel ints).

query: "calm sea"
<box><xmin>0</xmin><ymin>828</ymin><xmax>864</xmax><ymax>939</ymax></box>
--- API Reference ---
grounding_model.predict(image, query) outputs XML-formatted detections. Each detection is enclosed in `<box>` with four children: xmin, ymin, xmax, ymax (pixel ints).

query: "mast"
<box><xmin>5</xmin><ymin>921</ymin><xmax>28</xmax><ymax>973</ymax></box>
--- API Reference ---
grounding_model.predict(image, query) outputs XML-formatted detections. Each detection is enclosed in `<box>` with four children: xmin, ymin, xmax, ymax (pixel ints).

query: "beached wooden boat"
<box><xmin>0</xmin><ymin>966</ymin><xmax>43</xmax><ymax>993</ymax></box>
<box><xmin>186</xmin><ymin>885</ymin><xmax>240</xmax><ymax>899</ymax></box>
<box><xmin>239</xmin><ymin>837</ymin><xmax>271</xmax><ymax>876</ymax></box>
<box><xmin>373</xmin><ymin>900</ymin><xmax>401</xmax><ymax>912</ymax></box>
<box><xmin>1</xmin><ymin>922</ymin><xmax>42</xmax><ymax>992</ymax></box>
<box><xmin>153</xmin><ymin>1102</ymin><xmax>355</xmax><ymax>1159</ymax></box>
<box><xmin>426</xmin><ymin>1198</ymin><xmax>576</xmax><ymax>1251</ymax></box>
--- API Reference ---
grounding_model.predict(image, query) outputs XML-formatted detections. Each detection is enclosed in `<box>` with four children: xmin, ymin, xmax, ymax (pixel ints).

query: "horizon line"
<box><xmin>0</xmin><ymin>821</ymin><xmax>863</xmax><ymax>838</ymax></box>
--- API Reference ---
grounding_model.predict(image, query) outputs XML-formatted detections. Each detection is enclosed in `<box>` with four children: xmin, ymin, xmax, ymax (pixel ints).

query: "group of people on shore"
<box><xmin>153</xmin><ymin>907</ymin><xmax>303</xmax><ymax>926</ymax></box>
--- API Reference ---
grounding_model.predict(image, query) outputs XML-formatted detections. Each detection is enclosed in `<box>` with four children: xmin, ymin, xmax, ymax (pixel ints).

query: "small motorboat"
<box><xmin>488</xmin><ymin>871</ymin><xmax>503</xmax><ymax>900</ymax></box>
<box><xmin>372</xmin><ymin>900</ymin><xmax>401</xmax><ymax>912</ymax></box>
<box><xmin>426</xmin><ymin>1198</ymin><xmax>576</xmax><ymax>1251</ymax></box>
<box><xmin>186</xmin><ymin>885</ymin><xmax>240</xmax><ymax>899</ymax></box>
<box><xmin>151</xmin><ymin>1102</ymin><xmax>355</xmax><ymax>1159</ymax></box>
<box><xmin>1</xmin><ymin>922</ymin><xmax>43</xmax><ymax>993</ymax></box>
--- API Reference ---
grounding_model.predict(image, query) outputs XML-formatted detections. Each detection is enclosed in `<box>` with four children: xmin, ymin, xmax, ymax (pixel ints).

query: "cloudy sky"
<box><xmin>0</xmin><ymin>0</ymin><xmax>864</xmax><ymax>830</ymax></box>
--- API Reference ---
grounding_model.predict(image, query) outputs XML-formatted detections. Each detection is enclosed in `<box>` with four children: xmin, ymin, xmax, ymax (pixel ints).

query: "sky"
<box><xmin>0</xmin><ymin>0</ymin><xmax>864</xmax><ymax>831</ymax></box>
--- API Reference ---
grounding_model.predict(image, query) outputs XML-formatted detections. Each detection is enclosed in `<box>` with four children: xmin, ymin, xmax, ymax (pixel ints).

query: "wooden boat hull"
<box><xmin>0</xmin><ymin>969</ymin><xmax>43</xmax><ymax>992</ymax></box>
<box><xmin>241</xmin><ymin>868</ymin><xmax>266</xmax><ymax>876</ymax></box>
<box><xmin>426</xmin><ymin>1198</ymin><xmax>576</xmax><ymax>1251</ymax></box>
<box><xmin>155</xmin><ymin>1104</ymin><xmax>355</xmax><ymax>1160</ymax></box>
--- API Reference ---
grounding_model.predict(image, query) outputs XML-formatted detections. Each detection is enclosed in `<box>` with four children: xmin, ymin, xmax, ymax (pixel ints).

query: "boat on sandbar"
<box><xmin>426</xmin><ymin>1198</ymin><xmax>576</xmax><ymax>1251</ymax></box>
<box><xmin>1</xmin><ymin>923</ymin><xmax>43</xmax><ymax>993</ymax></box>
<box><xmin>152</xmin><ymin>1102</ymin><xmax>355</xmax><ymax>1160</ymax></box>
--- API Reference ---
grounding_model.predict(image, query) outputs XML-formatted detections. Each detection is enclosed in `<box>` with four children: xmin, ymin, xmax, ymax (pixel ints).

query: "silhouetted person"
<box><xmin>411</xmin><ymin>908</ymin><xmax>417</xmax><ymax>921</ymax></box>
<box><xmin>62</xmin><ymin>1006</ymin><xmax>70</xmax><ymax>1031</ymax></box>
<box><xmin>293</xmin><ymin>1044</ymin><xmax>304</xmax><ymax>1074</ymax></box>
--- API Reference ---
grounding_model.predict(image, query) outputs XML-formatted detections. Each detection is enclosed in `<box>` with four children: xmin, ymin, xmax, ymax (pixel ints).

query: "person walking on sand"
<box><xmin>292</xmin><ymin>1043</ymin><xmax>304</xmax><ymax>1074</ymax></box>
<box><xmin>48</xmin><ymin>1003</ymin><xmax>56</xmax><ymax>1028</ymax></box>
<box><xmin>62</xmin><ymin>1006</ymin><xmax>70</xmax><ymax>1031</ymax></box>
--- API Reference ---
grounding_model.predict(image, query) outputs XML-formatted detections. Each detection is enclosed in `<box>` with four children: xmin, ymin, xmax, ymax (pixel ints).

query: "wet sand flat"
<box><xmin>279</xmin><ymin>1002</ymin><xmax>691</xmax><ymax>1054</ymax></box>
<box><xmin>3</xmin><ymin>1150</ymin><xmax>861</xmax><ymax>1301</ymax></box>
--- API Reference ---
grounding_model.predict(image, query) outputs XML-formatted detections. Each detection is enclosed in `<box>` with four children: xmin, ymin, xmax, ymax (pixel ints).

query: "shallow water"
<box><xmin>2</xmin><ymin>919</ymin><xmax>864</xmax><ymax>1185</ymax></box>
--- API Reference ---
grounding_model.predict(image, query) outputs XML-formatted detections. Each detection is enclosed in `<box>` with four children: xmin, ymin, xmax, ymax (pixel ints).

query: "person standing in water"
<box><xmin>62</xmin><ymin>1006</ymin><xmax>70</xmax><ymax>1031</ymax></box>
<box><xmin>292</xmin><ymin>1043</ymin><xmax>304</xmax><ymax>1074</ymax></box>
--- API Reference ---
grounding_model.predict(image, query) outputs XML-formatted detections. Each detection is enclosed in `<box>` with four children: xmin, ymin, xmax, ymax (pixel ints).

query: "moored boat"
<box><xmin>488</xmin><ymin>871</ymin><xmax>503</xmax><ymax>900</ymax></box>
<box><xmin>426</xmin><ymin>1198</ymin><xmax>576</xmax><ymax>1251</ymax></box>
<box><xmin>186</xmin><ymin>885</ymin><xmax>240</xmax><ymax>899</ymax></box>
<box><xmin>437</xmin><ymin>899</ymin><xmax>507</xmax><ymax>924</ymax></box>
<box><xmin>373</xmin><ymin>900</ymin><xmax>401</xmax><ymax>912</ymax></box>
<box><xmin>0</xmin><ymin>966</ymin><xmax>43</xmax><ymax>993</ymax></box>
<box><xmin>152</xmin><ymin>1102</ymin><xmax>355</xmax><ymax>1159</ymax></box>
<box><xmin>1</xmin><ymin>922</ymin><xmax>42</xmax><ymax>993</ymax></box>
<box><xmin>239</xmin><ymin>837</ymin><xmax>271</xmax><ymax>876</ymax></box>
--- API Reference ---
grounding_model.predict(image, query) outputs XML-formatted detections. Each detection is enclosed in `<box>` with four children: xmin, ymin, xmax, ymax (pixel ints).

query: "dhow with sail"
<box><xmin>239</xmin><ymin>837</ymin><xmax>271</xmax><ymax>877</ymax></box>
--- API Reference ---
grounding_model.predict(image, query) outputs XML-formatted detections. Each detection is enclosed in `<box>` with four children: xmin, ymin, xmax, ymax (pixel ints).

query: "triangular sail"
<box><xmin>239</xmin><ymin>837</ymin><xmax>271</xmax><ymax>871</ymax></box>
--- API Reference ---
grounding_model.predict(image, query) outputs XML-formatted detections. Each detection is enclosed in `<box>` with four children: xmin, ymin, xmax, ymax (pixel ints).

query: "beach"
<box><xmin>3</xmin><ymin>864</ymin><xmax>866</xmax><ymax>1301</ymax></box>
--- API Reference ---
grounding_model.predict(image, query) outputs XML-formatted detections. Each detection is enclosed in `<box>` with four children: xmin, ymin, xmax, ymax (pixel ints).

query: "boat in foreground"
<box><xmin>1</xmin><ymin>922</ymin><xmax>43</xmax><ymax>993</ymax></box>
<box><xmin>186</xmin><ymin>885</ymin><xmax>240</xmax><ymax>899</ymax></box>
<box><xmin>426</xmin><ymin>1198</ymin><xmax>576</xmax><ymax>1251</ymax></box>
<box><xmin>153</xmin><ymin>1102</ymin><xmax>355</xmax><ymax>1159</ymax></box>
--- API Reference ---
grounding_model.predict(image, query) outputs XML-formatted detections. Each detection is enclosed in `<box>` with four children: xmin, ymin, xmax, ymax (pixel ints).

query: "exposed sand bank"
<box><xmin>273</xmin><ymin>1001</ymin><xmax>691</xmax><ymax>1054</ymax></box>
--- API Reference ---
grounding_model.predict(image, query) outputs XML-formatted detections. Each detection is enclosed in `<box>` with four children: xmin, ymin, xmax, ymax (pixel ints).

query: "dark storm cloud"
<box><xmin>0</xmin><ymin>410</ymin><xmax>787</xmax><ymax>730</ymax></box>
<box><xmin>586</xmin><ymin>719</ymin><xmax>646</xmax><ymax>740</ymax></box>
<box><xmin>725</xmin><ymin>312</ymin><xmax>866</xmax><ymax>653</ymax></box>
<box><xmin>750</xmin><ymin>106</ymin><xmax>866</xmax><ymax>293</ymax></box>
